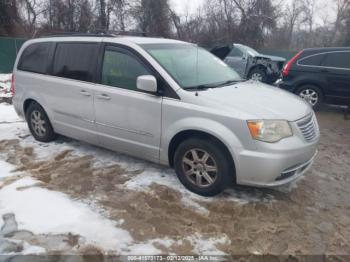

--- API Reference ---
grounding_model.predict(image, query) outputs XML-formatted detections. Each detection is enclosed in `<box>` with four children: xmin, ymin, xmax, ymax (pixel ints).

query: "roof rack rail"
<box><xmin>40</xmin><ymin>30</ymin><xmax>148</xmax><ymax>38</ymax></box>
<box><xmin>96</xmin><ymin>30</ymin><xmax>147</xmax><ymax>37</ymax></box>
<box><xmin>41</xmin><ymin>31</ymin><xmax>115</xmax><ymax>38</ymax></box>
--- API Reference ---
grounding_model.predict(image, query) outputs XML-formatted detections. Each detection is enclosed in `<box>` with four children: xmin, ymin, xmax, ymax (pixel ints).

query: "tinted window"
<box><xmin>53</xmin><ymin>43</ymin><xmax>98</xmax><ymax>82</ymax></box>
<box><xmin>101</xmin><ymin>48</ymin><xmax>150</xmax><ymax>90</ymax></box>
<box><xmin>18</xmin><ymin>43</ymin><xmax>51</xmax><ymax>74</ymax></box>
<box><xmin>322</xmin><ymin>52</ymin><xmax>350</xmax><ymax>69</ymax></box>
<box><xmin>298</xmin><ymin>53</ymin><xmax>325</xmax><ymax>66</ymax></box>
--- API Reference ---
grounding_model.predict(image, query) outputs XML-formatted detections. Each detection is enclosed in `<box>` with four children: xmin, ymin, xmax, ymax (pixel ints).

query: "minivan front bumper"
<box><xmin>236</xmin><ymin>141</ymin><xmax>318</xmax><ymax>187</ymax></box>
<box><xmin>234</xmin><ymin>115</ymin><xmax>319</xmax><ymax>187</ymax></box>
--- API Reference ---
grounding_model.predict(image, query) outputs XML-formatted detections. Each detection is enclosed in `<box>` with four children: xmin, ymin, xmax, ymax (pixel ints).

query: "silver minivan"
<box><xmin>12</xmin><ymin>35</ymin><xmax>319</xmax><ymax>196</ymax></box>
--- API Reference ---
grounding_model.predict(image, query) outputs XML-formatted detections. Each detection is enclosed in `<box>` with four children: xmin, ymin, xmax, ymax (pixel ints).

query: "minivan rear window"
<box><xmin>52</xmin><ymin>43</ymin><xmax>98</xmax><ymax>82</ymax></box>
<box><xmin>18</xmin><ymin>42</ymin><xmax>51</xmax><ymax>74</ymax></box>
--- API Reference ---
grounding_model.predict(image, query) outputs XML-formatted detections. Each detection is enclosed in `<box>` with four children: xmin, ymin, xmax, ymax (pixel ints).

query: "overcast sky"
<box><xmin>171</xmin><ymin>0</ymin><xmax>336</xmax><ymax>25</ymax></box>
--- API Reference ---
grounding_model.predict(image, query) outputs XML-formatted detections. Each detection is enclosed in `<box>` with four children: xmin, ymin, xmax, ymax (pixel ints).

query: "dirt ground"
<box><xmin>0</xmin><ymin>105</ymin><xmax>349</xmax><ymax>258</ymax></box>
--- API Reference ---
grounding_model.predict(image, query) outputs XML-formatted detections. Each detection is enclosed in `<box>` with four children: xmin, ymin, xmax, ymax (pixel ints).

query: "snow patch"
<box><xmin>21</xmin><ymin>242</ymin><xmax>46</xmax><ymax>255</ymax></box>
<box><xmin>0</xmin><ymin>103</ymin><xmax>22</xmax><ymax>123</ymax></box>
<box><xmin>186</xmin><ymin>234</ymin><xmax>229</xmax><ymax>255</ymax></box>
<box><xmin>0</xmin><ymin>160</ymin><xmax>16</xmax><ymax>179</ymax></box>
<box><xmin>0</xmin><ymin>176</ymin><xmax>134</xmax><ymax>251</ymax></box>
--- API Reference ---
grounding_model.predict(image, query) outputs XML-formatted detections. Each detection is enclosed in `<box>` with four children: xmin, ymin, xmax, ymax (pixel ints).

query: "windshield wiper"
<box><xmin>185</xmin><ymin>84</ymin><xmax>214</xmax><ymax>90</ymax></box>
<box><xmin>186</xmin><ymin>79</ymin><xmax>243</xmax><ymax>91</ymax></box>
<box><xmin>214</xmin><ymin>79</ymin><xmax>243</xmax><ymax>88</ymax></box>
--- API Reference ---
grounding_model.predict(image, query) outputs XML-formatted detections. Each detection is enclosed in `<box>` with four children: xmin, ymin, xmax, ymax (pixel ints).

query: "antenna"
<box><xmin>195</xmin><ymin>44</ymin><xmax>199</xmax><ymax>97</ymax></box>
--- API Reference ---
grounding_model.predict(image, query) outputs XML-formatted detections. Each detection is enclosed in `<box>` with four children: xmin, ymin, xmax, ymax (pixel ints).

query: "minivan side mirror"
<box><xmin>137</xmin><ymin>75</ymin><xmax>157</xmax><ymax>93</ymax></box>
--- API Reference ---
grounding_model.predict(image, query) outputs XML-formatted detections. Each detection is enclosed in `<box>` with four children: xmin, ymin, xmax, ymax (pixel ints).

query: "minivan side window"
<box><xmin>322</xmin><ymin>52</ymin><xmax>350</xmax><ymax>69</ymax></box>
<box><xmin>18</xmin><ymin>42</ymin><xmax>51</xmax><ymax>74</ymax></box>
<box><xmin>52</xmin><ymin>43</ymin><xmax>98</xmax><ymax>82</ymax></box>
<box><xmin>298</xmin><ymin>53</ymin><xmax>325</xmax><ymax>66</ymax></box>
<box><xmin>101</xmin><ymin>48</ymin><xmax>150</xmax><ymax>91</ymax></box>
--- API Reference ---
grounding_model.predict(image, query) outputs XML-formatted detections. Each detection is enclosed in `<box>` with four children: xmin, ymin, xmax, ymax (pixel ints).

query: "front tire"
<box><xmin>296</xmin><ymin>85</ymin><xmax>323</xmax><ymax>109</ymax></box>
<box><xmin>174</xmin><ymin>138</ymin><xmax>233</xmax><ymax>196</ymax></box>
<box><xmin>26</xmin><ymin>102</ymin><xmax>56</xmax><ymax>142</ymax></box>
<box><xmin>248</xmin><ymin>68</ymin><xmax>267</xmax><ymax>83</ymax></box>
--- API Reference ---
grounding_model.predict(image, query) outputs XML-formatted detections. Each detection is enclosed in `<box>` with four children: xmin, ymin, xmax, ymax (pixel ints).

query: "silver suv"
<box><xmin>12</xmin><ymin>36</ymin><xmax>319</xmax><ymax>196</ymax></box>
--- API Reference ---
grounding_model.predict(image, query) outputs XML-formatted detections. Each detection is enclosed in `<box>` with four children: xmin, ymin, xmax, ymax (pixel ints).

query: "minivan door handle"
<box><xmin>79</xmin><ymin>90</ymin><xmax>91</xmax><ymax>97</ymax></box>
<box><xmin>96</xmin><ymin>94</ymin><xmax>111</xmax><ymax>100</ymax></box>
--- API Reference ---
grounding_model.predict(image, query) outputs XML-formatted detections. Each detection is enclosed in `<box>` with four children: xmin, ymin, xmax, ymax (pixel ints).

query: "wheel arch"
<box><xmin>294</xmin><ymin>82</ymin><xmax>325</xmax><ymax>96</ymax></box>
<box><xmin>23</xmin><ymin>98</ymin><xmax>38</xmax><ymax>116</ymax></box>
<box><xmin>23</xmin><ymin>98</ymin><xmax>54</xmax><ymax>127</ymax></box>
<box><xmin>167</xmin><ymin>129</ymin><xmax>236</xmax><ymax>182</ymax></box>
<box><xmin>248</xmin><ymin>64</ymin><xmax>268</xmax><ymax>77</ymax></box>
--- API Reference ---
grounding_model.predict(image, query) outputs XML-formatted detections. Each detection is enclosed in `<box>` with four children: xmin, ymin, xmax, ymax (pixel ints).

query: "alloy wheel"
<box><xmin>299</xmin><ymin>89</ymin><xmax>318</xmax><ymax>106</ymax></box>
<box><xmin>182</xmin><ymin>149</ymin><xmax>218</xmax><ymax>188</ymax></box>
<box><xmin>30</xmin><ymin>110</ymin><xmax>47</xmax><ymax>137</ymax></box>
<box><xmin>251</xmin><ymin>73</ymin><xmax>263</xmax><ymax>81</ymax></box>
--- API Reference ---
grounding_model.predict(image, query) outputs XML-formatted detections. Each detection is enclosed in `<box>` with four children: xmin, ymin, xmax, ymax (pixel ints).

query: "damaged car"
<box><xmin>211</xmin><ymin>44</ymin><xmax>286</xmax><ymax>84</ymax></box>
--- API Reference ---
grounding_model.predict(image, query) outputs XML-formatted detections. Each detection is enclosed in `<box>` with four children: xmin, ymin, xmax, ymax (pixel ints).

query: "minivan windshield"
<box><xmin>141</xmin><ymin>43</ymin><xmax>242</xmax><ymax>90</ymax></box>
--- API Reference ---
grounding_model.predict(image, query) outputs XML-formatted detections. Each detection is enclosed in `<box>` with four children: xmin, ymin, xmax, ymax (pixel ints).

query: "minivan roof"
<box><xmin>32</xmin><ymin>36</ymin><xmax>189</xmax><ymax>45</ymax></box>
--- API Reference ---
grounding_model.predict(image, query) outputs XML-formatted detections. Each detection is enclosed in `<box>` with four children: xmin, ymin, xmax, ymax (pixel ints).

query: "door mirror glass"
<box><xmin>137</xmin><ymin>75</ymin><xmax>157</xmax><ymax>93</ymax></box>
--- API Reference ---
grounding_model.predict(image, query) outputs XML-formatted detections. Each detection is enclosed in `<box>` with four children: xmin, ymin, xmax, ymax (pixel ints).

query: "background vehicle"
<box><xmin>279</xmin><ymin>47</ymin><xmax>350</xmax><ymax>109</ymax></box>
<box><xmin>211</xmin><ymin>43</ymin><xmax>286</xmax><ymax>84</ymax></box>
<box><xmin>12</xmin><ymin>36</ymin><xmax>318</xmax><ymax>196</ymax></box>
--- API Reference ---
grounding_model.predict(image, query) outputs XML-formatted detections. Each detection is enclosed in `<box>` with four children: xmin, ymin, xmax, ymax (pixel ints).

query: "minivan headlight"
<box><xmin>247</xmin><ymin>120</ymin><xmax>293</xmax><ymax>143</ymax></box>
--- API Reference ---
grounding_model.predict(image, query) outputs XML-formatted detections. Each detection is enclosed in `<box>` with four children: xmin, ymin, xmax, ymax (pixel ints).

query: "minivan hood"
<box><xmin>193</xmin><ymin>81</ymin><xmax>311</xmax><ymax>121</ymax></box>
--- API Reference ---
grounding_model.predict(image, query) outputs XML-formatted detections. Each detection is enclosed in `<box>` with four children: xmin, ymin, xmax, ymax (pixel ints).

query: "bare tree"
<box><xmin>331</xmin><ymin>0</ymin><xmax>350</xmax><ymax>44</ymax></box>
<box><xmin>78</xmin><ymin>0</ymin><xmax>93</xmax><ymax>32</ymax></box>
<box><xmin>133</xmin><ymin>0</ymin><xmax>172</xmax><ymax>37</ymax></box>
<box><xmin>0</xmin><ymin>0</ymin><xmax>23</xmax><ymax>36</ymax></box>
<box><xmin>300</xmin><ymin>0</ymin><xmax>317</xmax><ymax>46</ymax></box>
<box><xmin>284</xmin><ymin>0</ymin><xmax>303</xmax><ymax>48</ymax></box>
<box><xmin>109</xmin><ymin>0</ymin><xmax>130</xmax><ymax>31</ymax></box>
<box><xmin>97</xmin><ymin>0</ymin><xmax>108</xmax><ymax>30</ymax></box>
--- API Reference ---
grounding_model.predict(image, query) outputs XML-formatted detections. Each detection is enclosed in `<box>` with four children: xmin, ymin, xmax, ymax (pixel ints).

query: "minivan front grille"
<box><xmin>296</xmin><ymin>113</ymin><xmax>318</xmax><ymax>142</ymax></box>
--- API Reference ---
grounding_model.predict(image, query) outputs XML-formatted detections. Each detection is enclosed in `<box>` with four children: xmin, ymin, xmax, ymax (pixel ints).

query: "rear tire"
<box><xmin>26</xmin><ymin>102</ymin><xmax>56</xmax><ymax>142</ymax></box>
<box><xmin>296</xmin><ymin>85</ymin><xmax>323</xmax><ymax>110</ymax></box>
<box><xmin>174</xmin><ymin>138</ymin><xmax>233</xmax><ymax>196</ymax></box>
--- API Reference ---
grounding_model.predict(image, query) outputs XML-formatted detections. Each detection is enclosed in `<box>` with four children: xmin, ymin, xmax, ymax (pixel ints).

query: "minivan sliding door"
<box><xmin>47</xmin><ymin>42</ymin><xmax>99</xmax><ymax>143</ymax></box>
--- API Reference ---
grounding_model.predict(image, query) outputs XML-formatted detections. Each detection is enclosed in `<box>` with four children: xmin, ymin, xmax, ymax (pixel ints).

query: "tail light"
<box><xmin>282</xmin><ymin>51</ymin><xmax>303</xmax><ymax>77</ymax></box>
<box><xmin>10</xmin><ymin>74</ymin><xmax>15</xmax><ymax>96</ymax></box>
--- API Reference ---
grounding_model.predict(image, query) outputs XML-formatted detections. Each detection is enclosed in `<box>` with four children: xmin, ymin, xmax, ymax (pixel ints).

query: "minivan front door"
<box><xmin>94</xmin><ymin>46</ymin><xmax>162</xmax><ymax>162</ymax></box>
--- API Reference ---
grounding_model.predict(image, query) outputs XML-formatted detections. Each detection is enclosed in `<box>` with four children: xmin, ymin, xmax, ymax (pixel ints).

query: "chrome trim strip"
<box><xmin>95</xmin><ymin>121</ymin><xmax>154</xmax><ymax>137</ymax></box>
<box><xmin>54</xmin><ymin>110</ymin><xmax>154</xmax><ymax>137</ymax></box>
<box><xmin>54</xmin><ymin>110</ymin><xmax>154</xmax><ymax>138</ymax></box>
